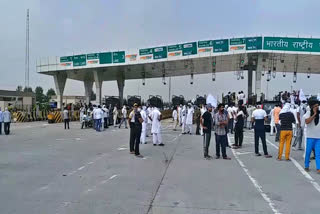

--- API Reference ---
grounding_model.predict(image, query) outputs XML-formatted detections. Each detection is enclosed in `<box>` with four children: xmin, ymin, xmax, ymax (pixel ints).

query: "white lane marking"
<box><xmin>266</xmin><ymin>139</ymin><xmax>320</xmax><ymax>193</ymax></box>
<box><xmin>236</xmin><ymin>151</ymin><xmax>254</xmax><ymax>155</ymax></box>
<box><xmin>87</xmin><ymin>162</ymin><xmax>94</xmax><ymax>165</ymax></box>
<box><xmin>75</xmin><ymin>138</ymin><xmax>81</xmax><ymax>141</ymax></box>
<box><xmin>109</xmin><ymin>174</ymin><xmax>118</xmax><ymax>180</ymax></box>
<box><xmin>117</xmin><ymin>147</ymin><xmax>127</xmax><ymax>151</ymax></box>
<box><xmin>39</xmin><ymin>186</ymin><xmax>49</xmax><ymax>191</ymax></box>
<box><xmin>56</xmin><ymin>139</ymin><xmax>65</xmax><ymax>141</ymax></box>
<box><xmin>68</xmin><ymin>170</ymin><xmax>77</xmax><ymax>176</ymax></box>
<box><xmin>78</xmin><ymin>166</ymin><xmax>85</xmax><ymax>171</ymax></box>
<box><xmin>100</xmin><ymin>179</ymin><xmax>108</xmax><ymax>184</ymax></box>
<box><xmin>228</xmin><ymin>135</ymin><xmax>282</xmax><ymax>214</ymax></box>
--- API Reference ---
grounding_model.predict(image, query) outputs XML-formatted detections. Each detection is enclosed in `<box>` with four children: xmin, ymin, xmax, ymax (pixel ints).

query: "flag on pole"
<box><xmin>206</xmin><ymin>94</ymin><xmax>217</xmax><ymax>108</ymax></box>
<box><xmin>299</xmin><ymin>89</ymin><xmax>306</xmax><ymax>101</ymax></box>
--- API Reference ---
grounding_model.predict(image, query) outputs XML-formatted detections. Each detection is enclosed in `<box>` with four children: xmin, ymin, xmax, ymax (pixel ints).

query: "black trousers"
<box><xmin>216</xmin><ymin>134</ymin><xmax>227</xmax><ymax>158</ymax></box>
<box><xmin>228</xmin><ymin>118</ymin><xmax>234</xmax><ymax>133</ymax></box>
<box><xmin>104</xmin><ymin>117</ymin><xmax>109</xmax><ymax>128</ymax></box>
<box><xmin>234</xmin><ymin>125</ymin><xmax>244</xmax><ymax>146</ymax></box>
<box><xmin>129</xmin><ymin>126</ymin><xmax>135</xmax><ymax>152</ymax></box>
<box><xmin>4</xmin><ymin>122</ymin><xmax>10</xmax><ymax>135</ymax></box>
<box><xmin>132</xmin><ymin>126</ymin><xmax>142</xmax><ymax>155</ymax></box>
<box><xmin>0</xmin><ymin>122</ymin><xmax>2</xmax><ymax>135</ymax></box>
<box><xmin>254</xmin><ymin>130</ymin><xmax>268</xmax><ymax>155</ymax></box>
<box><xmin>196</xmin><ymin>117</ymin><xmax>200</xmax><ymax>135</ymax></box>
<box><xmin>64</xmin><ymin>119</ymin><xmax>70</xmax><ymax>129</ymax></box>
<box><xmin>203</xmin><ymin>132</ymin><xmax>211</xmax><ymax>157</ymax></box>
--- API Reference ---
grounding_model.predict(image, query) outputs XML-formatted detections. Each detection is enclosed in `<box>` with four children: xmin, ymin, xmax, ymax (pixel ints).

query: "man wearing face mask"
<box><xmin>129</xmin><ymin>103</ymin><xmax>144</xmax><ymax>157</ymax></box>
<box><xmin>304</xmin><ymin>99</ymin><xmax>320</xmax><ymax>173</ymax></box>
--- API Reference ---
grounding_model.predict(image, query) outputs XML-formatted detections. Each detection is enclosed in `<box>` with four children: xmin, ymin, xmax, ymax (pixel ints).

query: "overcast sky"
<box><xmin>1</xmin><ymin>0</ymin><xmax>320</xmax><ymax>102</ymax></box>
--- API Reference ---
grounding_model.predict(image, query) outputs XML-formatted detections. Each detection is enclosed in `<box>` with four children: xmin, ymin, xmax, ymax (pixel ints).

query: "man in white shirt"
<box><xmin>178</xmin><ymin>104</ymin><xmax>182</xmax><ymax>127</ymax></box>
<box><xmin>172</xmin><ymin>106</ymin><xmax>178</xmax><ymax>131</ymax></box>
<box><xmin>118</xmin><ymin>105</ymin><xmax>128</xmax><ymax>129</ymax></box>
<box><xmin>113</xmin><ymin>106</ymin><xmax>118</xmax><ymax>127</ymax></box>
<box><xmin>63</xmin><ymin>107</ymin><xmax>70</xmax><ymax>130</ymax></box>
<box><xmin>149</xmin><ymin>106</ymin><xmax>164</xmax><ymax>146</ymax></box>
<box><xmin>94</xmin><ymin>105</ymin><xmax>104</xmax><ymax>132</ymax></box>
<box><xmin>140</xmin><ymin>106</ymin><xmax>148</xmax><ymax>144</ymax></box>
<box><xmin>251</xmin><ymin>103</ymin><xmax>272</xmax><ymax>158</ymax></box>
<box><xmin>200</xmin><ymin>104</ymin><xmax>207</xmax><ymax>136</ymax></box>
<box><xmin>0</xmin><ymin>107</ymin><xmax>3</xmax><ymax>135</ymax></box>
<box><xmin>181</xmin><ymin>105</ymin><xmax>187</xmax><ymax>134</ymax></box>
<box><xmin>227</xmin><ymin>103</ymin><xmax>236</xmax><ymax>134</ymax></box>
<box><xmin>147</xmin><ymin>106</ymin><xmax>153</xmax><ymax>136</ymax></box>
<box><xmin>3</xmin><ymin>107</ymin><xmax>11</xmax><ymax>135</ymax></box>
<box><xmin>186</xmin><ymin>104</ymin><xmax>194</xmax><ymax>135</ymax></box>
<box><xmin>102</xmin><ymin>105</ymin><xmax>109</xmax><ymax>129</ymax></box>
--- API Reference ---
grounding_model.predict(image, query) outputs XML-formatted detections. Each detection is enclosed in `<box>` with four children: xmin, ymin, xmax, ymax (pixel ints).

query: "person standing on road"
<box><xmin>94</xmin><ymin>105</ymin><xmax>103</xmax><ymax>132</ymax></box>
<box><xmin>0</xmin><ymin>107</ymin><xmax>3</xmax><ymax>135</ymax></box>
<box><xmin>3</xmin><ymin>108</ymin><xmax>11</xmax><ymax>135</ymax></box>
<box><xmin>233</xmin><ymin>105</ymin><xmax>245</xmax><ymax>149</ymax></box>
<box><xmin>270</xmin><ymin>107</ymin><xmax>275</xmax><ymax>136</ymax></box>
<box><xmin>293</xmin><ymin>100</ymin><xmax>307</xmax><ymax>150</ymax></box>
<box><xmin>274</xmin><ymin>104</ymin><xmax>282</xmax><ymax>142</ymax></box>
<box><xmin>251</xmin><ymin>103</ymin><xmax>272</xmax><ymax>158</ymax></box>
<box><xmin>181</xmin><ymin>105</ymin><xmax>187</xmax><ymax>134</ymax></box>
<box><xmin>63</xmin><ymin>107</ymin><xmax>70</xmax><ymax>130</ymax></box>
<box><xmin>215</xmin><ymin>104</ymin><xmax>231</xmax><ymax>160</ymax></box>
<box><xmin>227</xmin><ymin>103</ymin><xmax>235</xmax><ymax>134</ymax></box>
<box><xmin>131</xmin><ymin>103</ymin><xmax>144</xmax><ymax>157</ymax></box>
<box><xmin>102</xmin><ymin>105</ymin><xmax>109</xmax><ymax>129</ymax></box>
<box><xmin>149</xmin><ymin>105</ymin><xmax>164</xmax><ymax>146</ymax></box>
<box><xmin>113</xmin><ymin>106</ymin><xmax>118</xmax><ymax>127</ymax></box>
<box><xmin>201</xmin><ymin>104</ymin><xmax>213</xmax><ymax>159</ymax></box>
<box><xmin>172</xmin><ymin>106</ymin><xmax>178</xmax><ymax>131</ymax></box>
<box><xmin>200</xmin><ymin>104</ymin><xmax>207</xmax><ymax>136</ymax></box>
<box><xmin>178</xmin><ymin>104</ymin><xmax>182</xmax><ymax>127</ymax></box>
<box><xmin>278</xmin><ymin>102</ymin><xmax>296</xmax><ymax>161</ymax></box>
<box><xmin>304</xmin><ymin>99</ymin><xmax>320</xmax><ymax>173</ymax></box>
<box><xmin>129</xmin><ymin>105</ymin><xmax>136</xmax><ymax>154</ymax></box>
<box><xmin>118</xmin><ymin>105</ymin><xmax>128</xmax><ymax>129</ymax></box>
<box><xmin>147</xmin><ymin>105</ymin><xmax>153</xmax><ymax>136</ymax></box>
<box><xmin>186</xmin><ymin>103</ymin><xmax>194</xmax><ymax>135</ymax></box>
<box><xmin>140</xmin><ymin>106</ymin><xmax>148</xmax><ymax>144</ymax></box>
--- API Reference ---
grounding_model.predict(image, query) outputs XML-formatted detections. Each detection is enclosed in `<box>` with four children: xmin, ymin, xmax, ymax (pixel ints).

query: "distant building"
<box><xmin>0</xmin><ymin>90</ymin><xmax>36</xmax><ymax>110</ymax></box>
<box><xmin>50</xmin><ymin>95</ymin><xmax>86</xmax><ymax>106</ymax></box>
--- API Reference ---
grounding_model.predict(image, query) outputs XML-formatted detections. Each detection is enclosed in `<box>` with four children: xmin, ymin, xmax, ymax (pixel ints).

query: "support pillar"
<box><xmin>84</xmin><ymin>80</ymin><xmax>93</xmax><ymax>105</ymax></box>
<box><xmin>53</xmin><ymin>72</ymin><xmax>67</xmax><ymax>110</ymax></box>
<box><xmin>93</xmin><ymin>70</ymin><xmax>103</xmax><ymax>105</ymax></box>
<box><xmin>247</xmin><ymin>69</ymin><xmax>253</xmax><ymax>99</ymax></box>
<box><xmin>255</xmin><ymin>54</ymin><xmax>263</xmax><ymax>102</ymax></box>
<box><xmin>117</xmin><ymin>72</ymin><xmax>125</xmax><ymax>107</ymax></box>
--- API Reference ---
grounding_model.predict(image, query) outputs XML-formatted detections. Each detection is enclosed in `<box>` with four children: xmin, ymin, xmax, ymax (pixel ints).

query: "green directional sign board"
<box><xmin>264</xmin><ymin>37</ymin><xmax>320</xmax><ymax>52</ymax></box>
<box><xmin>113</xmin><ymin>51</ymin><xmax>125</xmax><ymax>63</ymax></box>
<box><xmin>230</xmin><ymin>38</ymin><xmax>246</xmax><ymax>46</ymax></box>
<box><xmin>168</xmin><ymin>44</ymin><xmax>182</xmax><ymax>52</ymax></box>
<box><xmin>99</xmin><ymin>52</ymin><xmax>112</xmax><ymax>64</ymax></box>
<box><xmin>139</xmin><ymin>48</ymin><xmax>153</xmax><ymax>56</ymax></box>
<box><xmin>246</xmin><ymin>37</ymin><xmax>262</xmax><ymax>50</ymax></box>
<box><xmin>198</xmin><ymin>40</ymin><xmax>213</xmax><ymax>48</ymax></box>
<box><xmin>60</xmin><ymin>56</ymin><xmax>73</xmax><ymax>63</ymax></box>
<box><xmin>182</xmin><ymin>42</ymin><xmax>197</xmax><ymax>56</ymax></box>
<box><xmin>73</xmin><ymin>54</ymin><xmax>86</xmax><ymax>67</ymax></box>
<box><xmin>213</xmin><ymin>39</ymin><xmax>229</xmax><ymax>52</ymax></box>
<box><xmin>87</xmin><ymin>53</ymin><xmax>99</xmax><ymax>60</ymax></box>
<box><xmin>153</xmin><ymin>46</ymin><xmax>167</xmax><ymax>59</ymax></box>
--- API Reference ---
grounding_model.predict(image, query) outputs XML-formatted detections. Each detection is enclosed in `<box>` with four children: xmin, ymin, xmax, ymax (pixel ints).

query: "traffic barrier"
<box><xmin>54</xmin><ymin>111</ymin><xmax>63</xmax><ymax>123</ymax></box>
<box><xmin>16</xmin><ymin>112</ymin><xmax>24</xmax><ymax>122</ymax></box>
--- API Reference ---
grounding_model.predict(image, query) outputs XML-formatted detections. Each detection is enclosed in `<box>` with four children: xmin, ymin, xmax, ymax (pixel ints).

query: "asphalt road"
<box><xmin>0</xmin><ymin>121</ymin><xmax>319</xmax><ymax>214</ymax></box>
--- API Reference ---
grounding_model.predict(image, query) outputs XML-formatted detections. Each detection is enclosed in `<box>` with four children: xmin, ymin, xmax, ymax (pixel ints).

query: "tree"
<box><xmin>16</xmin><ymin>85</ymin><xmax>23</xmax><ymax>92</ymax></box>
<box><xmin>46</xmin><ymin>88</ymin><xmax>56</xmax><ymax>98</ymax></box>
<box><xmin>23</xmin><ymin>87</ymin><xmax>33</xmax><ymax>92</ymax></box>
<box><xmin>35</xmin><ymin>86</ymin><xmax>44</xmax><ymax>103</ymax></box>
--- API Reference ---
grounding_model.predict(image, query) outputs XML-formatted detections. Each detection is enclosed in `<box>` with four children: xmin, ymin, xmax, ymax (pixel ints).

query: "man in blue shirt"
<box><xmin>0</xmin><ymin>107</ymin><xmax>3</xmax><ymax>135</ymax></box>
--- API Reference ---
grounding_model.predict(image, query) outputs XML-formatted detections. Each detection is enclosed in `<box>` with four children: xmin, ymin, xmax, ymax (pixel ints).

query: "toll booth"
<box><xmin>172</xmin><ymin>95</ymin><xmax>185</xmax><ymax>107</ymax></box>
<box><xmin>127</xmin><ymin>95</ymin><xmax>141</xmax><ymax>107</ymax></box>
<box><xmin>148</xmin><ymin>95</ymin><xmax>163</xmax><ymax>109</ymax></box>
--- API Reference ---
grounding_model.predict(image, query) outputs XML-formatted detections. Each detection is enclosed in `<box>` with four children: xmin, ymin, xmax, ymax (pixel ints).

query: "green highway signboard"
<box><xmin>230</xmin><ymin>38</ymin><xmax>246</xmax><ymax>46</ymax></box>
<box><xmin>153</xmin><ymin>46</ymin><xmax>167</xmax><ymax>59</ymax></box>
<box><xmin>213</xmin><ymin>39</ymin><xmax>229</xmax><ymax>52</ymax></box>
<box><xmin>99</xmin><ymin>52</ymin><xmax>112</xmax><ymax>64</ymax></box>
<box><xmin>246</xmin><ymin>37</ymin><xmax>262</xmax><ymax>50</ymax></box>
<box><xmin>87</xmin><ymin>53</ymin><xmax>99</xmax><ymax>60</ymax></box>
<box><xmin>60</xmin><ymin>56</ymin><xmax>73</xmax><ymax>63</ymax></box>
<box><xmin>264</xmin><ymin>37</ymin><xmax>320</xmax><ymax>52</ymax></box>
<box><xmin>198</xmin><ymin>40</ymin><xmax>213</xmax><ymax>48</ymax></box>
<box><xmin>73</xmin><ymin>54</ymin><xmax>86</xmax><ymax>67</ymax></box>
<box><xmin>168</xmin><ymin>44</ymin><xmax>182</xmax><ymax>52</ymax></box>
<box><xmin>113</xmin><ymin>51</ymin><xmax>125</xmax><ymax>63</ymax></box>
<box><xmin>182</xmin><ymin>42</ymin><xmax>197</xmax><ymax>56</ymax></box>
<box><xmin>139</xmin><ymin>48</ymin><xmax>153</xmax><ymax>56</ymax></box>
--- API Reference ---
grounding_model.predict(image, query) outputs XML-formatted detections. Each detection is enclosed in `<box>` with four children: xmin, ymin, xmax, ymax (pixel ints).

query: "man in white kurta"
<box><xmin>181</xmin><ymin>105</ymin><xmax>187</xmax><ymax>134</ymax></box>
<box><xmin>186</xmin><ymin>105</ymin><xmax>194</xmax><ymax>135</ymax></box>
<box><xmin>147</xmin><ymin>106</ymin><xmax>153</xmax><ymax>136</ymax></box>
<box><xmin>172</xmin><ymin>106</ymin><xmax>178</xmax><ymax>130</ymax></box>
<box><xmin>113</xmin><ymin>106</ymin><xmax>118</xmax><ymax>127</ymax></box>
<box><xmin>140</xmin><ymin>106</ymin><xmax>148</xmax><ymax>144</ymax></box>
<box><xmin>178</xmin><ymin>105</ymin><xmax>182</xmax><ymax>126</ymax></box>
<box><xmin>149</xmin><ymin>107</ymin><xmax>164</xmax><ymax>146</ymax></box>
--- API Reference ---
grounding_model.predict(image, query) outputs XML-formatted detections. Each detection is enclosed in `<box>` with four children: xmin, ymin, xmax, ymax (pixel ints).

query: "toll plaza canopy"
<box><xmin>37</xmin><ymin>36</ymin><xmax>320</xmax><ymax>108</ymax></box>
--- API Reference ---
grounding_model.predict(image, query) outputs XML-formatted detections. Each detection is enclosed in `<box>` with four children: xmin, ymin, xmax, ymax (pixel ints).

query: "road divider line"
<box><xmin>228</xmin><ymin>135</ymin><xmax>282</xmax><ymax>214</ymax></box>
<box><xmin>266</xmin><ymin>139</ymin><xmax>320</xmax><ymax>193</ymax></box>
<box><xmin>109</xmin><ymin>174</ymin><xmax>118</xmax><ymax>180</ymax></box>
<box><xmin>77</xmin><ymin>166</ymin><xmax>85</xmax><ymax>171</ymax></box>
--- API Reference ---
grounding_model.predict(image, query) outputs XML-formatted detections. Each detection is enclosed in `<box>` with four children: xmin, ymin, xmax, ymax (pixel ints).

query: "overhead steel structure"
<box><xmin>37</xmin><ymin>36</ymin><xmax>320</xmax><ymax>108</ymax></box>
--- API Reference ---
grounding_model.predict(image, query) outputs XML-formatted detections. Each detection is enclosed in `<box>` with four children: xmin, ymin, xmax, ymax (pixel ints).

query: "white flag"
<box><xmin>206</xmin><ymin>94</ymin><xmax>217</xmax><ymax>108</ymax></box>
<box><xmin>299</xmin><ymin>89</ymin><xmax>306</xmax><ymax>101</ymax></box>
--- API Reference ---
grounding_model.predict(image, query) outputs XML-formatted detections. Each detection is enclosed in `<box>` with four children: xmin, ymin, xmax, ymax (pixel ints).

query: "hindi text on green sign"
<box><xmin>113</xmin><ymin>51</ymin><xmax>125</xmax><ymax>63</ymax></box>
<box><xmin>264</xmin><ymin>37</ymin><xmax>320</xmax><ymax>52</ymax></box>
<box><xmin>73</xmin><ymin>54</ymin><xmax>86</xmax><ymax>67</ymax></box>
<box><xmin>168</xmin><ymin>44</ymin><xmax>182</xmax><ymax>52</ymax></box>
<box><xmin>182</xmin><ymin>42</ymin><xmax>197</xmax><ymax>56</ymax></box>
<box><xmin>153</xmin><ymin>46</ymin><xmax>167</xmax><ymax>59</ymax></box>
<box><xmin>213</xmin><ymin>39</ymin><xmax>229</xmax><ymax>52</ymax></box>
<box><xmin>139</xmin><ymin>48</ymin><xmax>153</xmax><ymax>56</ymax></box>
<box><xmin>87</xmin><ymin>53</ymin><xmax>99</xmax><ymax>60</ymax></box>
<box><xmin>60</xmin><ymin>56</ymin><xmax>73</xmax><ymax>63</ymax></box>
<box><xmin>198</xmin><ymin>40</ymin><xmax>213</xmax><ymax>48</ymax></box>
